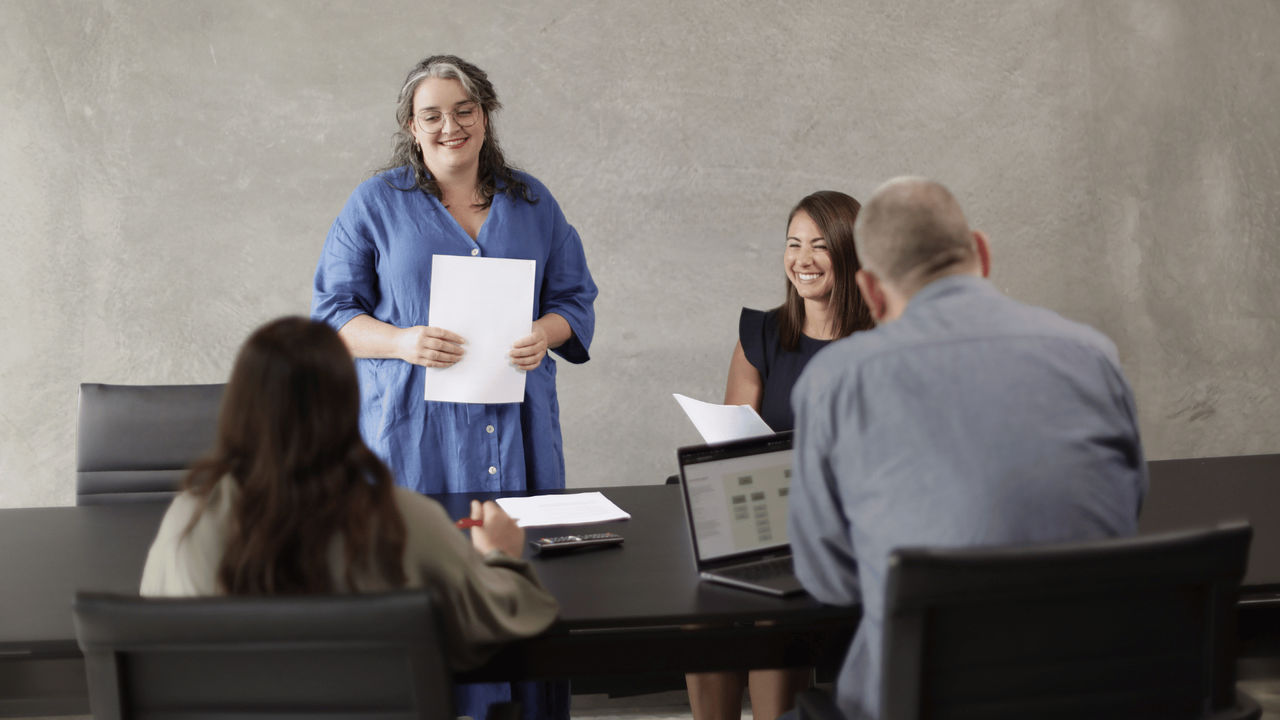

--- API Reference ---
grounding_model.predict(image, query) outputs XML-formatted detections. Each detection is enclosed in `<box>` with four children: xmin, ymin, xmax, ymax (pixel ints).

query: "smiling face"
<box><xmin>410</xmin><ymin>76</ymin><xmax>486</xmax><ymax>178</ymax></box>
<box><xmin>784</xmin><ymin>209</ymin><xmax>835</xmax><ymax>302</ymax></box>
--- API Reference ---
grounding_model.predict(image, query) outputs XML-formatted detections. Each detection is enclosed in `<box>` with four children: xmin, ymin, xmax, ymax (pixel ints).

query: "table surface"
<box><xmin>1140</xmin><ymin>453</ymin><xmax>1280</xmax><ymax>592</ymax></box>
<box><xmin>3</xmin><ymin>453</ymin><xmax>1277</xmax><ymax>658</ymax></box>
<box><xmin>0</xmin><ymin>484</ymin><xmax>851</xmax><ymax>657</ymax></box>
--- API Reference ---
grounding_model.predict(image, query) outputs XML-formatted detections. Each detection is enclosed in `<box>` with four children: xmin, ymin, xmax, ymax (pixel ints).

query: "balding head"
<box><xmin>854</xmin><ymin>177</ymin><xmax>980</xmax><ymax>295</ymax></box>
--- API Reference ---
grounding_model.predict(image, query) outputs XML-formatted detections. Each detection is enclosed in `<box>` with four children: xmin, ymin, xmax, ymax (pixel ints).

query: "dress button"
<box><xmin>470</xmin><ymin>248</ymin><xmax>480</xmax><ymax>256</ymax></box>
<box><xmin>486</xmin><ymin>425</ymin><xmax>495</xmax><ymax>434</ymax></box>
<box><xmin>488</xmin><ymin>466</ymin><xmax>497</xmax><ymax>475</ymax></box>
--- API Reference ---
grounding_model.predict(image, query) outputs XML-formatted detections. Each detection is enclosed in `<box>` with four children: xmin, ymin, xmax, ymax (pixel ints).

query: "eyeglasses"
<box><xmin>413</xmin><ymin>102</ymin><xmax>481</xmax><ymax>134</ymax></box>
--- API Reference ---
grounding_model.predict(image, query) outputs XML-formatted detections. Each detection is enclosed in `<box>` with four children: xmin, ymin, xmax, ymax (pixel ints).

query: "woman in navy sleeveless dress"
<box><xmin>688</xmin><ymin>191</ymin><xmax>874</xmax><ymax>720</ymax></box>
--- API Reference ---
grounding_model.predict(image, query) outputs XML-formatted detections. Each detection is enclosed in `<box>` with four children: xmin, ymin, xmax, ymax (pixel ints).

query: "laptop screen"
<box><xmin>678</xmin><ymin>433</ymin><xmax>794</xmax><ymax>563</ymax></box>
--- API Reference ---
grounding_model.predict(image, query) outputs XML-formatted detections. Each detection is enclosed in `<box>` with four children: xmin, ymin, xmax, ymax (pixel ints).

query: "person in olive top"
<box><xmin>687</xmin><ymin>191</ymin><xmax>875</xmax><ymax>720</ymax></box>
<box><xmin>140</xmin><ymin>317</ymin><xmax>558</xmax><ymax>676</ymax></box>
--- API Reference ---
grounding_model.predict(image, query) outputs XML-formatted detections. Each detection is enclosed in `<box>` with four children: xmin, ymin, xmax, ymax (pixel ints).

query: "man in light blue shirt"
<box><xmin>789</xmin><ymin>177</ymin><xmax>1147</xmax><ymax>720</ymax></box>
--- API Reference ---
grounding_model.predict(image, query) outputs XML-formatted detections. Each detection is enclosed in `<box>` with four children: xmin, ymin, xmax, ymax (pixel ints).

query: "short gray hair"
<box><xmin>853</xmin><ymin>177</ymin><xmax>975</xmax><ymax>292</ymax></box>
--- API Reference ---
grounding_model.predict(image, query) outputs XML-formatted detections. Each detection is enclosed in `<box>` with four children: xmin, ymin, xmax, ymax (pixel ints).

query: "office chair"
<box><xmin>73</xmin><ymin>590</ymin><xmax>457</xmax><ymax>720</ymax></box>
<box><xmin>76</xmin><ymin>382</ymin><xmax>224</xmax><ymax>505</ymax></box>
<box><xmin>797</xmin><ymin>522</ymin><xmax>1260</xmax><ymax>720</ymax></box>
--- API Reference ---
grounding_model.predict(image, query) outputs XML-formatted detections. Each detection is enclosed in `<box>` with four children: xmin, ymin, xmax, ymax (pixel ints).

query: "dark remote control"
<box><xmin>531</xmin><ymin>532</ymin><xmax>624</xmax><ymax>553</ymax></box>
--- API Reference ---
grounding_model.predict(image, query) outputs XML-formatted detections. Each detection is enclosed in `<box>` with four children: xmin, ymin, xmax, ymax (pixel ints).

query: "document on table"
<box><xmin>673</xmin><ymin>393</ymin><xmax>775</xmax><ymax>444</ymax></box>
<box><xmin>425</xmin><ymin>255</ymin><xmax>535</xmax><ymax>404</ymax></box>
<box><xmin>495</xmin><ymin>492</ymin><xmax>631</xmax><ymax>528</ymax></box>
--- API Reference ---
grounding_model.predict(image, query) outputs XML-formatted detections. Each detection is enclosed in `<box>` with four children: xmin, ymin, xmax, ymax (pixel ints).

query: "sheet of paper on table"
<box><xmin>495</xmin><ymin>492</ymin><xmax>631</xmax><ymax>528</ymax></box>
<box><xmin>425</xmin><ymin>255</ymin><xmax>535</xmax><ymax>404</ymax></box>
<box><xmin>673</xmin><ymin>393</ymin><xmax>775</xmax><ymax>444</ymax></box>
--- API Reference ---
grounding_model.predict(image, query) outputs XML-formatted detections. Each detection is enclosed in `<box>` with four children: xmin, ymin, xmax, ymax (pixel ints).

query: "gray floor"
<box><xmin>18</xmin><ymin>667</ymin><xmax>1280</xmax><ymax>720</ymax></box>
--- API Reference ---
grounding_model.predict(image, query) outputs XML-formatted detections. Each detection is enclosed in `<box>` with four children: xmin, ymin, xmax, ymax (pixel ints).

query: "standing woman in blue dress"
<box><xmin>687</xmin><ymin>190</ymin><xmax>871</xmax><ymax>720</ymax></box>
<box><xmin>312</xmin><ymin>54</ymin><xmax>596</xmax><ymax>720</ymax></box>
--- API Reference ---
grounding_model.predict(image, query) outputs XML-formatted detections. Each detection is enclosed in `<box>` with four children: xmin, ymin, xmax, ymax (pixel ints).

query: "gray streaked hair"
<box><xmin>379</xmin><ymin>55</ymin><xmax>533</xmax><ymax>207</ymax></box>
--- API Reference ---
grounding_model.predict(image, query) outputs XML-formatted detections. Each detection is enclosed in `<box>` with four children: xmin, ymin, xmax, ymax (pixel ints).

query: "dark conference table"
<box><xmin>2</xmin><ymin>454</ymin><xmax>1278</xmax><ymax>716</ymax></box>
<box><xmin>0</xmin><ymin>484</ymin><xmax>856</xmax><ymax>716</ymax></box>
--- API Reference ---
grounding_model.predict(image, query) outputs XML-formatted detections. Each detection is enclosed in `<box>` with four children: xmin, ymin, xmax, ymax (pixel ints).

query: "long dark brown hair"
<box><xmin>184</xmin><ymin>317</ymin><xmax>407</xmax><ymax>594</ymax></box>
<box><xmin>777</xmin><ymin>190</ymin><xmax>874</xmax><ymax>350</ymax></box>
<box><xmin>380</xmin><ymin>54</ymin><xmax>535</xmax><ymax>208</ymax></box>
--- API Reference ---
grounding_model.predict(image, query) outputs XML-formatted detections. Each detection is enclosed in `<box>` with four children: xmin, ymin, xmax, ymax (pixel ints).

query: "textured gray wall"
<box><xmin>2</xmin><ymin>1</ymin><xmax>1278</xmax><ymax>507</ymax></box>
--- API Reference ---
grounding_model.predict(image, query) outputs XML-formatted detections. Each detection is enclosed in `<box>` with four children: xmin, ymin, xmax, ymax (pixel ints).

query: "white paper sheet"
<box><xmin>494</xmin><ymin>492</ymin><xmax>631</xmax><ymax>528</ymax></box>
<box><xmin>673</xmin><ymin>393</ymin><xmax>775</xmax><ymax>444</ymax></box>
<box><xmin>425</xmin><ymin>255</ymin><xmax>535</xmax><ymax>404</ymax></box>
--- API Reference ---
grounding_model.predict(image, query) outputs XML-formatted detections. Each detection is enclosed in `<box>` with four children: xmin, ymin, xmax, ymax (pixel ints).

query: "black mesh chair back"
<box><xmin>879</xmin><ymin>522</ymin><xmax>1257</xmax><ymax>720</ymax></box>
<box><xmin>76</xmin><ymin>383</ymin><xmax>224</xmax><ymax>505</ymax></box>
<box><xmin>73</xmin><ymin>590</ymin><xmax>452</xmax><ymax>720</ymax></box>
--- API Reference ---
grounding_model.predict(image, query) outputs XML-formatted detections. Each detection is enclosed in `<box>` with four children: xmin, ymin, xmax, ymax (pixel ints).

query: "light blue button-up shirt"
<box><xmin>790</xmin><ymin>275</ymin><xmax>1146</xmax><ymax>720</ymax></box>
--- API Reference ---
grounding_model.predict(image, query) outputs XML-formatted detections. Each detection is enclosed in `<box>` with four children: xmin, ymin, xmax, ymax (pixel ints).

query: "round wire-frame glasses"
<box><xmin>414</xmin><ymin>102</ymin><xmax>481</xmax><ymax>134</ymax></box>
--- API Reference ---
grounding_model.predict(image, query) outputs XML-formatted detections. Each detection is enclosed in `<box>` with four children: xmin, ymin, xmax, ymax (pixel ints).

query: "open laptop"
<box><xmin>677</xmin><ymin>432</ymin><xmax>806</xmax><ymax>597</ymax></box>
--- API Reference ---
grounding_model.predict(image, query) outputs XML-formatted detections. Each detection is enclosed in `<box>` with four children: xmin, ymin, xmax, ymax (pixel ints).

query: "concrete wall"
<box><xmin>3</xmin><ymin>1</ymin><xmax>1278</xmax><ymax>507</ymax></box>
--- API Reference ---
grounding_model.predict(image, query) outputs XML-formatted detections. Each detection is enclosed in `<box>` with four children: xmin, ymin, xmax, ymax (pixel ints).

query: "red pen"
<box><xmin>456</xmin><ymin>517</ymin><xmax>483</xmax><ymax>529</ymax></box>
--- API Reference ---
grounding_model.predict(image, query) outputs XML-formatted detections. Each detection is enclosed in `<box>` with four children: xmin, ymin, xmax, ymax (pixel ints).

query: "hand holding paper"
<box><xmin>397</xmin><ymin>325</ymin><xmax>466</xmax><ymax>368</ymax></box>
<box><xmin>426</xmin><ymin>255</ymin><xmax>536</xmax><ymax>404</ymax></box>
<box><xmin>509</xmin><ymin>323</ymin><xmax>550</xmax><ymax>371</ymax></box>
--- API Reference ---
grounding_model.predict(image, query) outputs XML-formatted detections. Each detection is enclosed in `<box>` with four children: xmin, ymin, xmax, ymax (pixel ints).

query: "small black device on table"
<box><xmin>531</xmin><ymin>532</ymin><xmax>624</xmax><ymax>554</ymax></box>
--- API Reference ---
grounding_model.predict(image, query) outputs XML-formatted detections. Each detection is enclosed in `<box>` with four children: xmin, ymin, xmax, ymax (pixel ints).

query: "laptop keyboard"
<box><xmin>718</xmin><ymin>556</ymin><xmax>794</xmax><ymax>582</ymax></box>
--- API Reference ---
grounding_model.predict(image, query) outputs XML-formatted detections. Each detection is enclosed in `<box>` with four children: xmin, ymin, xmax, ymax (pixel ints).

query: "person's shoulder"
<box><xmin>392</xmin><ymin>485</ymin><xmax>449</xmax><ymax>521</ymax></box>
<box><xmin>817</xmin><ymin>321</ymin><xmax>894</xmax><ymax>364</ymax></box>
<box><xmin>350</xmin><ymin>166</ymin><xmax>416</xmax><ymax>199</ymax></box>
<box><xmin>738</xmin><ymin>306</ymin><xmax>778</xmax><ymax>353</ymax></box>
<box><xmin>334</xmin><ymin>167</ymin><xmax>421</xmax><ymax>224</ymax></box>
<box><xmin>509</xmin><ymin>168</ymin><xmax>543</xmax><ymax>189</ymax></box>
<box><xmin>794</xmin><ymin>325</ymin><xmax>880</xmax><ymax>397</ymax></box>
<box><xmin>739</xmin><ymin>306</ymin><xmax>770</xmax><ymax>328</ymax></box>
<box><xmin>1003</xmin><ymin>296</ymin><xmax>1121</xmax><ymax>364</ymax></box>
<box><xmin>155</xmin><ymin>488</ymin><xmax>203</xmax><ymax>534</ymax></box>
<box><xmin>503</xmin><ymin>169</ymin><xmax>552</xmax><ymax>204</ymax></box>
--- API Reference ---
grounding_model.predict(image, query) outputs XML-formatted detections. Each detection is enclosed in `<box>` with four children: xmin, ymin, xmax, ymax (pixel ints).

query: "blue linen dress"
<box><xmin>312</xmin><ymin>166</ymin><xmax>596</xmax><ymax>720</ymax></box>
<box><xmin>739</xmin><ymin>307</ymin><xmax>830</xmax><ymax>432</ymax></box>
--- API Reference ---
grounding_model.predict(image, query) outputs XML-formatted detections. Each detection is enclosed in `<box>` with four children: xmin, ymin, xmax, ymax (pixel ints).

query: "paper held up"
<box><xmin>673</xmin><ymin>393</ymin><xmax>775</xmax><ymax>444</ymax></box>
<box><xmin>494</xmin><ymin>492</ymin><xmax>631</xmax><ymax>528</ymax></box>
<box><xmin>425</xmin><ymin>255</ymin><xmax>535</xmax><ymax>404</ymax></box>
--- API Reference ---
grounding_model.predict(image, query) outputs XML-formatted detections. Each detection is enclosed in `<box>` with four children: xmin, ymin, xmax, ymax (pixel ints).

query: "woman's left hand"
<box><xmin>509</xmin><ymin>324</ymin><xmax>549</xmax><ymax>371</ymax></box>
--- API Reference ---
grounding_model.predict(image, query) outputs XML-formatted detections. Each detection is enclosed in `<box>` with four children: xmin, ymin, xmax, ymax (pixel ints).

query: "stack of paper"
<box><xmin>494</xmin><ymin>491</ymin><xmax>631</xmax><ymax>528</ymax></box>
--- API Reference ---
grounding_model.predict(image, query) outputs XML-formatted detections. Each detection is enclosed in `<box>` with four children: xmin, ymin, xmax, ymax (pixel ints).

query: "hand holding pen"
<box><xmin>460</xmin><ymin>499</ymin><xmax>525</xmax><ymax>558</ymax></box>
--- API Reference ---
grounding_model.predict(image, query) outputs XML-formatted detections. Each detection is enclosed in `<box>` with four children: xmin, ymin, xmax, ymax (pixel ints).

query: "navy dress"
<box><xmin>739</xmin><ymin>308</ymin><xmax>831</xmax><ymax>432</ymax></box>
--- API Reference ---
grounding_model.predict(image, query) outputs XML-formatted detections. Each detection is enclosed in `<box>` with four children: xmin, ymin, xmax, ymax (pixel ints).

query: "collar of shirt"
<box><xmin>901</xmin><ymin>273</ymin><xmax>997</xmax><ymax>318</ymax></box>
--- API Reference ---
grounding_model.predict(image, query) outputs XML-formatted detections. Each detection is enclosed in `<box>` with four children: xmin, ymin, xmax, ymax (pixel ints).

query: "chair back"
<box><xmin>880</xmin><ymin>522</ymin><xmax>1254</xmax><ymax>720</ymax></box>
<box><xmin>76</xmin><ymin>383</ymin><xmax>224</xmax><ymax>505</ymax></box>
<box><xmin>73</xmin><ymin>590</ymin><xmax>452</xmax><ymax>720</ymax></box>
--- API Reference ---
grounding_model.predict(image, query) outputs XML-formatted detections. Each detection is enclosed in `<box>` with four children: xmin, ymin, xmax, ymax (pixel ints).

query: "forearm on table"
<box><xmin>337</xmin><ymin>314</ymin><xmax>403</xmax><ymax>359</ymax></box>
<box><xmin>534</xmin><ymin>312</ymin><xmax>572</xmax><ymax>349</ymax></box>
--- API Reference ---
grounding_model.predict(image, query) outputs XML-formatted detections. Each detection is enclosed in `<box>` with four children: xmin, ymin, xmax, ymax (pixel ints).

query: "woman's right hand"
<box><xmin>468</xmin><ymin>500</ymin><xmax>526</xmax><ymax>558</ymax></box>
<box><xmin>396</xmin><ymin>325</ymin><xmax>466</xmax><ymax>368</ymax></box>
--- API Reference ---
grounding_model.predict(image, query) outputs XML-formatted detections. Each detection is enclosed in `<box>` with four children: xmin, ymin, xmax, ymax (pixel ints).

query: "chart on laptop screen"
<box><xmin>685</xmin><ymin>450</ymin><xmax>792</xmax><ymax>560</ymax></box>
